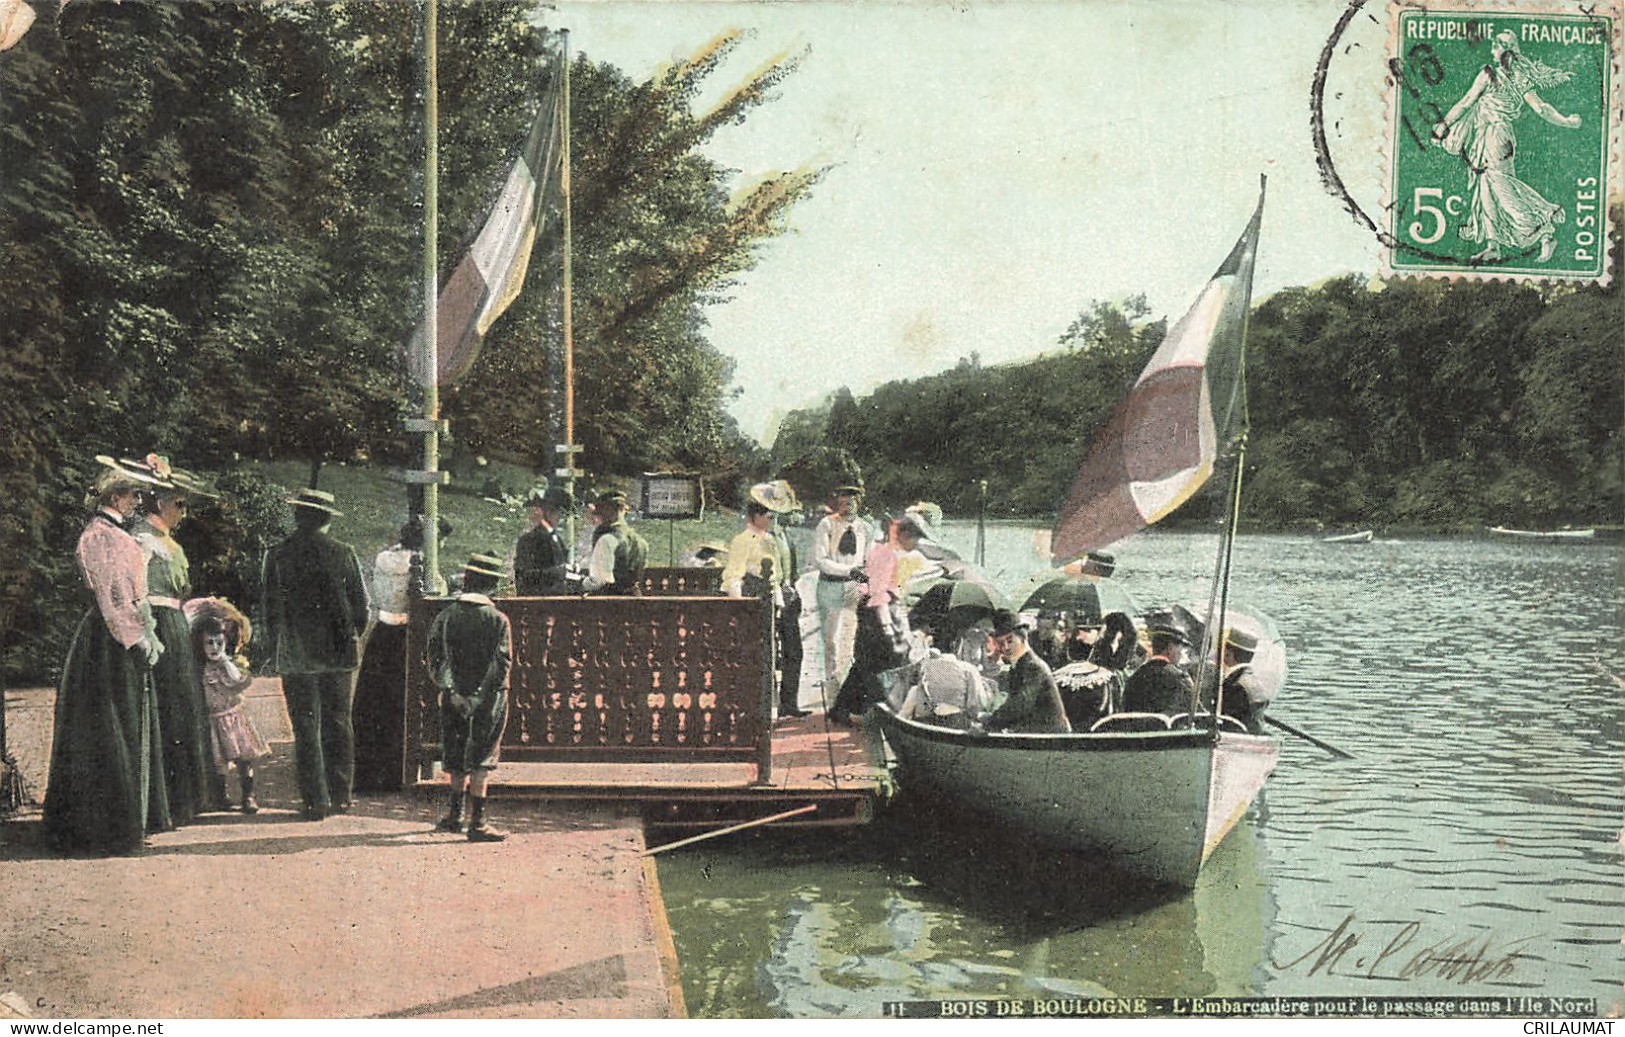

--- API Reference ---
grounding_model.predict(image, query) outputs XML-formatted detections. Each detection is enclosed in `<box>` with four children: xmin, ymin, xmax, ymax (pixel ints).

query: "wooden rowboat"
<box><xmin>1321</xmin><ymin>529</ymin><xmax>1373</xmax><ymax>543</ymax></box>
<box><xmin>874</xmin><ymin>706</ymin><xmax>1278</xmax><ymax>888</ymax></box>
<box><xmin>1489</xmin><ymin>526</ymin><xmax>1596</xmax><ymax>541</ymax></box>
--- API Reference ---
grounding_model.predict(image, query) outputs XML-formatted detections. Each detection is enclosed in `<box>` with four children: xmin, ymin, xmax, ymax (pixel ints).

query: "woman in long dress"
<box><xmin>1432</xmin><ymin>30</ymin><xmax>1582</xmax><ymax>263</ymax></box>
<box><xmin>351</xmin><ymin>519</ymin><xmax>425</xmax><ymax>792</ymax></box>
<box><xmin>131</xmin><ymin>474</ymin><xmax>212</xmax><ymax>823</ymax></box>
<box><xmin>43</xmin><ymin>459</ymin><xmax>170</xmax><ymax>854</ymax></box>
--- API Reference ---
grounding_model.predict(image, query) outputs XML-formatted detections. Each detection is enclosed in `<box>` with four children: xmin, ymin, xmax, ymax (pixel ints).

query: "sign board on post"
<box><xmin>641</xmin><ymin>473</ymin><xmax>704</xmax><ymax>520</ymax></box>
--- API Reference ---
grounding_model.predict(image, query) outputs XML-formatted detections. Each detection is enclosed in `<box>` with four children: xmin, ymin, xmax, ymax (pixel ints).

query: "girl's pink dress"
<box><xmin>202</xmin><ymin>659</ymin><xmax>269</xmax><ymax>772</ymax></box>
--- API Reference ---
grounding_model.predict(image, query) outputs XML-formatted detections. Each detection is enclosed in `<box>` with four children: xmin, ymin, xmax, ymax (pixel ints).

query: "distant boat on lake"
<box><xmin>1489</xmin><ymin>526</ymin><xmax>1597</xmax><ymax>541</ymax></box>
<box><xmin>1321</xmin><ymin>530</ymin><xmax>1373</xmax><ymax>544</ymax></box>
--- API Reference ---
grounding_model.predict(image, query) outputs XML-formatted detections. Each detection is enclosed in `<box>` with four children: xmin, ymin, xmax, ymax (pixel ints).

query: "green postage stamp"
<box><xmin>1386</xmin><ymin>1</ymin><xmax>1620</xmax><ymax>281</ymax></box>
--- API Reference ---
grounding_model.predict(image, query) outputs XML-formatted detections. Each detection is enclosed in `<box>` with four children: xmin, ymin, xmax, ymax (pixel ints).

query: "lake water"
<box><xmin>654</xmin><ymin>524</ymin><xmax>1625</xmax><ymax>1017</ymax></box>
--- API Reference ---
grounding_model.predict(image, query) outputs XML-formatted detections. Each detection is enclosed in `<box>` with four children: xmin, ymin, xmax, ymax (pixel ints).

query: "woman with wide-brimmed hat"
<box><xmin>126</xmin><ymin>453</ymin><xmax>216</xmax><ymax>823</ymax></box>
<box><xmin>42</xmin><ymin>457</ymin><xmax>173</xmax><ymax>854</ymax></box>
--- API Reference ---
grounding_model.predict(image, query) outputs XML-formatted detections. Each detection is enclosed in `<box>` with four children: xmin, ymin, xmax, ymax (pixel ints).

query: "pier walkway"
<box><xmin>0</xmin><ymin>678</ymin><xmax>883</xmax><ymax>1019</ymax></box>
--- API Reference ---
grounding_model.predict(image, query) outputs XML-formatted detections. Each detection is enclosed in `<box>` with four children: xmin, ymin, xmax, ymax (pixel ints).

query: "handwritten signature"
<box><xmin>1272</xmin><ymin>913</ymin><xmax>1534</xmax><ymax>984</ymax></box>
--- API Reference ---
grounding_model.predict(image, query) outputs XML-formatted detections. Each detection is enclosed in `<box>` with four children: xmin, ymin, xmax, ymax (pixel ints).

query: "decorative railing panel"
<box><xmin>639</xmin><ymin>567</ymin><xmax>723</xmax><ymax>596</ymax></box>
<box><xmin>403</xmin><ymin>595</ymin><xmax>769</xmax><ymax>779</ymax></box>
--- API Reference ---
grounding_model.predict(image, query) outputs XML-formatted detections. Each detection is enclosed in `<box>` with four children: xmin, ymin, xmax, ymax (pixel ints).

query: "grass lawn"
<box><xmin>250</xmin><ymin>459</ymin><xmax>744</xmax><ymax>580</ymax></box>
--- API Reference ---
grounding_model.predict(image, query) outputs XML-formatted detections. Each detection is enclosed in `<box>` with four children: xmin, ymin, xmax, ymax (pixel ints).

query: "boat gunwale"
<box><xmin>873</xmin><ymin>704</ymin><xmax>1274</xmax><ymax>753</ymax></box>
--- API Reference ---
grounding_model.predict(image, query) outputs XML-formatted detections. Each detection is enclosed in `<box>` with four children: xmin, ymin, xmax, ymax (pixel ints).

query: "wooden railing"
<box><xmin>401</xmin><ymin>584</ymin><xmax>774</xmax><ymax>785</ymax></box>
<box><xmin>638</xmin><ymin>566</ymin><xmax>723</xmax><ymax>597</ymax></box>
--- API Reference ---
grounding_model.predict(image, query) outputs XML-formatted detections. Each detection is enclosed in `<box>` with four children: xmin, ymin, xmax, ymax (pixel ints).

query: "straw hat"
<box><xmin>461</xmin><ymin>552</ymin><xmax>506</xmax><ymax>579</ymax></box>
<box><xmin>288</xmin><ymin>488</ymin><xmax>343</xmax><ymax>516</ymax></box>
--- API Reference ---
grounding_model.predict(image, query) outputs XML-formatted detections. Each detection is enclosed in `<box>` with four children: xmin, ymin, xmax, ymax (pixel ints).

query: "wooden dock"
<box><xmin>416</xmin><ymin>713</ymin><xmax>890</xmax><ymax>831</ymax></box>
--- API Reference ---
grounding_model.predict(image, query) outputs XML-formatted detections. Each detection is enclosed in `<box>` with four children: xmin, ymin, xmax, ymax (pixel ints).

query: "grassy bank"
<box><xmin>252</xmin><ymin>460</ymin><xmax>742</xmax><ymax>579</ymax></box>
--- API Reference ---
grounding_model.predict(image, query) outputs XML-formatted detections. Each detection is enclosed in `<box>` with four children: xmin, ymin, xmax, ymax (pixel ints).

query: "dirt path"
<box><xmin>1</xmin><ymin>689</ymin><xmax>680</xmax><ymax>1019</ymax></box>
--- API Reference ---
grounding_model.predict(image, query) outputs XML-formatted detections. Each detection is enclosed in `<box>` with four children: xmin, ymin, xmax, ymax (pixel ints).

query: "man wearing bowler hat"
<box><xmin>979</xmin><ymin>609</ymin><xmax>1071</xmax><ymax>734</ymax></box>
<box><xmin>1210</xmin><ymin>627</ymin><xmax>1267</xmax><ymax>733</ymax></box>
<box><xmin>513</xmin><ymin>486</ymin><xmax>574</xmax><ymax>596</ymax></box>
<box><xmin>261</xmin><ymin>488</ymin><xmax>369</xmax><ymax>820</ymax></box>
<box><xmin>1122</xmin><ymin>609</ymin><xmax>1197</xmax><ymax>715</ymax></box>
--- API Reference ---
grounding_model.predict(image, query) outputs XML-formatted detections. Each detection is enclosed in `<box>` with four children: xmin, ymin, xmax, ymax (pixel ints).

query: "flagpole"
<box><xmin>421</xmin><ymin>0</ymin><xmax>441</xmax><ymax>589</ymax></box>
<box><xmin>1192</xmin><ymin>175</ymin><xmax>1265</xmax><ymax>720</ymax></box>
<box><xmin>557</xmin><ymin>32</ymin><xmax>583</xmax><ymax>558</ymax></box>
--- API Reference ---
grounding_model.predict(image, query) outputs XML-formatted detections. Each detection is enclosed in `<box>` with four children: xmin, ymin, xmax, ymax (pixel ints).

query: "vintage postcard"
<box><xmin>0</xmin><ymin>0</ymin><xmax>1620</xmax><ymax>1025</ymax></box>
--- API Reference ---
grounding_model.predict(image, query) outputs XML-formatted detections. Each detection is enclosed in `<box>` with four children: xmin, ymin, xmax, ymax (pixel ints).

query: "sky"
<box><xmin>549</xmin><ymin>1</ymin><xmax>1397</xmax><ymax>443</ymax></box>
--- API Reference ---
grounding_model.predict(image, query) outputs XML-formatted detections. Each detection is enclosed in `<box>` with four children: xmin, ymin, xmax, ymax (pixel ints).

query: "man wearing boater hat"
<box><xmin>723</xmin><ymin>480</ymin><xmax>808</xmax><ymax>719</ymax></box>
<box><xmin>261</xmin><ymin>488</ymin><xmax>369</xmax><ymax>821</ymax></box>
<box><xmin>1121</xmin><ymin>609</ymin><xmax>1197</xmax><ymax>715</ymax></box>
<box><xmin>429</xmin><ymin>553</ymin><xmax>512</xmax><ymax>842</ymax></box>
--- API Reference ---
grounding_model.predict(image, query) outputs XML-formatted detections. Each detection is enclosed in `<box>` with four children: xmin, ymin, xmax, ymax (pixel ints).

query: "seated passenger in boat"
<box><xmin>1120</xmin><ymin>610</ymin><xmax>1196</xmax><ymax>715</ymax></box>
<box><xmin>1053</xmin><ymin>611</ymin><xmax>1140</xmax><ymax>728</ymax></box>
<box><xmin>1206</xmin><ymin>628</ymin><xmax>1268</xmax><ymax>734</ymax></box>
<box><xmin>899</xmin><ymin>649</ymin><xmax>993</xmax><ymax>729</ymax></box>
<box><xmin>979</xmin><ymin>609</ymin><xmax>1071</xmax><ymax>734</ymax></box>
<box><xmin>1030</xmin><ymin>611</ymin><xmax>1071</xmax><ymax>669</ymax></box>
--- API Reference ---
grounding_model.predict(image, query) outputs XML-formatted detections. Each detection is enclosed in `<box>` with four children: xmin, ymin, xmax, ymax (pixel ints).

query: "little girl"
<box><xmin>189</xmin><ymin>601</ymin><xmax>269</xmax><ymax>813</ymax></box>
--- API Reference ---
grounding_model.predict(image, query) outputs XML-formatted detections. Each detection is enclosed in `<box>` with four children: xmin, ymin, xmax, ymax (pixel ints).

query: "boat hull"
<box><xmin>875</xmin><ymin>707</ymin><xmax>1278</xmax><ymax>889</ymax></box>
<box><xmin>1322</xmin><ymin>530</ymin><xmax>1373</xmax><ymax>543</ymax></box>
<box><xmin>1489</xmin><ymin>526</ymin><xmax>1596</xmax><ymax>541</ymax></box>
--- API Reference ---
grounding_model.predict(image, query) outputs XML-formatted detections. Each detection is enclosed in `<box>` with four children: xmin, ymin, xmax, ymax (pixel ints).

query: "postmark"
<box><xmin>1383</xmin><ymin>1</ymin><xmax>1620</xmax><ymax>281</ymax></box>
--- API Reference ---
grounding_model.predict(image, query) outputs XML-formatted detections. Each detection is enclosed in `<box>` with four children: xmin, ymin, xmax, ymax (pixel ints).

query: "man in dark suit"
<box><xmin>980</xmin><ymin>609</ymin><xmax>1071</xmax><ymax>734</ymax></box>
<box><xmin>512</xmin><ymin>486</ymin><xmax>573</xmax><ymax>595</ymax></box>
<box><xmin>1122</xmin><ymin>609</ymin><xmax>1197</xmax><ymax>715</ymax></box>
<box><xmin>261</xmin><ymin>488</ymin><xmax>369</xmax><ymax>820</ymax></box>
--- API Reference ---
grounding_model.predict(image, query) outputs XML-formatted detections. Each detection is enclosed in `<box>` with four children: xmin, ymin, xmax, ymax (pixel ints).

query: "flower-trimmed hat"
<box><xmin>748</xmin><ymin>480</ymin><xmax>799</xmax><ymax>514</ymax></box>
<box><xmin>288</xmin><ymin>488</ymin><xmax>343</xmax><ymax>516</ymax></box>
<box><xmin>92</xmin><ymin>454</ymin><xmax>167</xmax><ymax>494</ymax></box>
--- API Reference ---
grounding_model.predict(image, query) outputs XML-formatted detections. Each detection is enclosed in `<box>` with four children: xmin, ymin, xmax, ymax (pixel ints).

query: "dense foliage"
<box><xmin>780</xmin><ymin>243</ymin><xmax>1622</xmax><ymax>530</ymax></box>
<box><xmin>0</xmin><ymin>1</ymin><xmax>813</xmax><ymax>680</ymax></box>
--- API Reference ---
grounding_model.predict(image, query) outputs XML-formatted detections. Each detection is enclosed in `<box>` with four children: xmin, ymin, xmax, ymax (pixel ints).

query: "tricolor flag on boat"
<box><xmin>410</xmin><ymin>58</ymin><xmax>565</xmax><ymax>386</ymax></box>
<box><xmin>1051</xmin><ymin>180</ymin><xmax>1265</xmax><ymax>561</ymax></box>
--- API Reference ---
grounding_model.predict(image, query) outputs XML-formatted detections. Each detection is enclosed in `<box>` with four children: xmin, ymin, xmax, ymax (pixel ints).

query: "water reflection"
<box><xmin>661</xmin><ymin>799</ymin><xmax>1272</xmax><ymax>1017</ymax></box>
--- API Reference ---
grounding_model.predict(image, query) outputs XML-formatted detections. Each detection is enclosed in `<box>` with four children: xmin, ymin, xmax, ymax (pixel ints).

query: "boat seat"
<box><xmin>1088</xmin><ymin>712</ymin><xmax>1173</xmax><ymax>733</ymax></box>
<box><xmin>1167</xmin><ymin>712</ymin><xmax>1251</xmax><ymax>734</ymax></box>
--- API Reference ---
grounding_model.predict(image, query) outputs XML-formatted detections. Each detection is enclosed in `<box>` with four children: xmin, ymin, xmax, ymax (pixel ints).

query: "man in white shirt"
<box><xmin>811</xmin><ymin>485</ymin><xmax>870</xmax><ymax>692</ymax></box>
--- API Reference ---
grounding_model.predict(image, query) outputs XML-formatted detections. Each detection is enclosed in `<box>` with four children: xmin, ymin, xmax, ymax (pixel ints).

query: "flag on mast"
<box><xmin>1050</xmin><ymin>181</ymin><xmax>1265</xmax><ymax>561</ymax></box>
<box><xmin>411</xmin><ymin>55</ymin><xmax>565</xmax><ymax>386</ymax></box>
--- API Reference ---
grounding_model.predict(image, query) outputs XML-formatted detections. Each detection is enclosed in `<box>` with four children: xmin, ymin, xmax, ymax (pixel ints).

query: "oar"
<box><xmin>640</xmin><ymin>804</ymin><xmax>819</xmax><ymax>856</ymax></box>
<box><xmin>1263</xmin><ymin>715</ymin><xmax>1354</xmax><ymax>760</ymax></box>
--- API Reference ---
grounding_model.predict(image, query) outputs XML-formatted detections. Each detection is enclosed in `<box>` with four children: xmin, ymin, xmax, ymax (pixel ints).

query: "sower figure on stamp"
<box><xmin>430</xmin><ymin>554</ymin><xmax>513</xmax><ymax>843</ymax></box>
<box><xmin>261</xmin><ymin>488</ymin><xmax>369</xmax><ymax>821</ymax></box>
<box><xmin>1432</xmin><ymin>29</ymin><xmax>1582</xmax><ymax>264</ymax></box>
